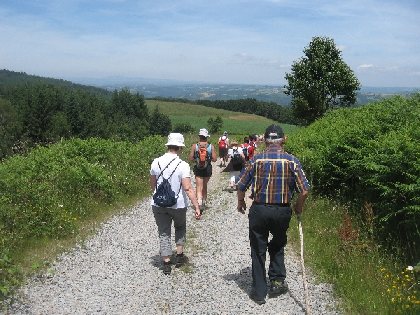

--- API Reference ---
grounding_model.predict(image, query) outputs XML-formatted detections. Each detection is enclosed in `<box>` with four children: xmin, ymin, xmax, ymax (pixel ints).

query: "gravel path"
<box><xmin>8</xmin><ymin>162</ymin><xmax>340</xmax><ymax>315</ymax></box>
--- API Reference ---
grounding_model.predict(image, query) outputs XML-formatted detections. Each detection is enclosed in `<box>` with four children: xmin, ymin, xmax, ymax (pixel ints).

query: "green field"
<box><xmin>146</xmin><ymin>99</ymin><xmax>298</xmax><ymax>137</ymax></box>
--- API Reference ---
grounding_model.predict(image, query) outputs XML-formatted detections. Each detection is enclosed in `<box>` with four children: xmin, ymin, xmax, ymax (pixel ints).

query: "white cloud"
<box><xmin>358</xmin><ymin>64</ymin><xmax>374</xmax><ymax>69</ymax></box>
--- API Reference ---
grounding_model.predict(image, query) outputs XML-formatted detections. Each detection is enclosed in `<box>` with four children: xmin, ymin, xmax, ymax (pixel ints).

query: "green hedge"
<box><xmin>287</xmin><ymin>95</ymin><xmax>420</xmax><ymax>260</ymax></box>
<box><xmin>0</xmin><ymin>136</ymin><xmax>165</xmax><ymax>297</ymax></box>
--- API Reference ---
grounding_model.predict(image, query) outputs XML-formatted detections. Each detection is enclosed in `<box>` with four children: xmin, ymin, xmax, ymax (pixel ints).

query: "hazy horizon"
<box><xmin>1</xmin><ymin>0</ymin><xmax>419</xmax><ymax>88</ymax></box>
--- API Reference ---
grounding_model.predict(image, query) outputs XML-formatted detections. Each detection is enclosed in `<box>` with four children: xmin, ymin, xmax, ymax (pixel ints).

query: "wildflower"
<box><xmin>407</xmin><ymin>266</ymin><xmax>414</xmax><ymax>271</ymax></box>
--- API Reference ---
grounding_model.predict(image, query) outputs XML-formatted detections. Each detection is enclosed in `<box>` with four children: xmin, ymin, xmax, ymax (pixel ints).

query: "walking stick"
<box><xmin>298</xmin><ymin>216</ymin><xmax>312</xmax><ymax>315</ymax></box>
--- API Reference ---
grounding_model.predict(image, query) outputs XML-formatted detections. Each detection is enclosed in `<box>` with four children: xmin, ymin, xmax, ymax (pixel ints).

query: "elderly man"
<box><xmin>236</xmin><ymin>124</ymin><xmax>310</xmax><ymax>304</ymax></box>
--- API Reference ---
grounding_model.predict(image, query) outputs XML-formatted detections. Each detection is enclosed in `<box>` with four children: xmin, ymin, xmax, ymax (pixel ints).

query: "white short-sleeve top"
<box><xmin>150</xmin><ymin>152</ymin><xmax>191</xmax><ymax>209</ymax></box>
<box><xmin>228</xmin><ymin>146</ymin><xmax>243</xmax><ymax>157</ymax></box>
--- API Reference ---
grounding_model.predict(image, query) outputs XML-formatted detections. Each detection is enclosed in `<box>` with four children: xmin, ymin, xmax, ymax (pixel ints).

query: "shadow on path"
<box><xmin>223</xmin><ymin>267</ymin><xmax>252</xmax><ymax>295</ymax></box>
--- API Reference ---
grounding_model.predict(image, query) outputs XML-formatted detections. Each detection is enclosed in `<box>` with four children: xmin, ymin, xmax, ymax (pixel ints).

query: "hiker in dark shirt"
<box><xmin>236</xmin><ymin>124</ymin><xmax>310</xmax><ymax>305</ymax></box>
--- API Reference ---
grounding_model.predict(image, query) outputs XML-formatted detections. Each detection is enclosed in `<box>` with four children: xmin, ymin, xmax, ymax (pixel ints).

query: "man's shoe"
<box><xmin>162</xmin><ymin>262</ymin><xmax>171</xmax><ymax>275</ymax></box>
<box><xmin>268</xmin><ymin>280</ymin><xmax>288</xmax><ymax>298</ymax></box>
<box><xmin>175</xmin><ymin>253</ymin><xmax>187</xmax><ymax>268</ymax></box>
<box><xmin>250</xmin><ymin>292</ymin><xmax>266</xmax><ymax>305</ymax></box>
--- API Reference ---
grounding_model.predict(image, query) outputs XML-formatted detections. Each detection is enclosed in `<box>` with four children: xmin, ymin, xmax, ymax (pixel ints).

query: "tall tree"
<box><xmin>149</xmin><ymin>106</ymin><xmax>172</xmax><ymax>136</ymax></box>
<box><xmin>207</xmin><ymin>115</ymin><xmax>223</xmax><ymax>134</ymax></box>
<box><xmin>108</xmin><ymin>89</ymin><xmax>149</xmax><ymax>141</ymax></box>
<box><xmin>285</xmin><ymin>36</ymin><xmax>360</xmax><ymax>125</ymax></box>
<box><xmin>0</xmin><ymin>98</ymin><xmax>22</xmax><ymax>159</ymax></box>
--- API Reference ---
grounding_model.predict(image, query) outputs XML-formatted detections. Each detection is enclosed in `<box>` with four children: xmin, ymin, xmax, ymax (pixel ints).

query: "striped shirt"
<box><xmin>237</xmin><ymin>144</ymin><xmax>309</xmax><ymax>204</ymax></box>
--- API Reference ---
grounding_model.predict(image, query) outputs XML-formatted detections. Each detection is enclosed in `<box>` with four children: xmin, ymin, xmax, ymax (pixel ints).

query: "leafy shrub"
<box><xmin>287</xmin><ymin>95</ymin><xmax>420</xmax><ymax>260</ymax></box>
<box><xmin>0</xmin><ymin>136</ymin><xmax>166</xmax><ymax>298</ymax></box>
<box><xmin>173</xmin><ymin>122</ymin><xmax>195</xmax><ymax>134</ymax></box>
<box><xmin>0</xmin><ymin>252</ymin><xmax>22</xmax><ymax>299</ymax></box>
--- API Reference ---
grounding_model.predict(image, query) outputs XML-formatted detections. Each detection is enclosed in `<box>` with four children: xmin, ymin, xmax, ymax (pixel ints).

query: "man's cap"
<box><xmin>199</xmin><ymin>128</ymin><xmax>210</xmax><ymax>137</ymax></box>
<box><xmin>223</xmin><ymin>131</ymin><xmax>228</xmax><ymax>135</ymax></box>
<box><xmin>166</xmin><ymin>133</ymin><xmax>185</xmax><ymax>147</ymax></box>
<box><xmin>264</xmin><ymin>124</ymin><xmax>284</xmax><ymax>140</ymax></box>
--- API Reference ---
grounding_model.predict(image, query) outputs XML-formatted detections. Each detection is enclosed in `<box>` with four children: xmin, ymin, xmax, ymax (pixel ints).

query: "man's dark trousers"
<box><xmin>248</xmin><ymin>203</ymin><xmax>292</xmax><ymax>298</ymax></box>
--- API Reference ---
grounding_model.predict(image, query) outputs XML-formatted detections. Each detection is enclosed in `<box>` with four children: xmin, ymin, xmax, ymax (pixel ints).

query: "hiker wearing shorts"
<box><xmin>227</xmin><ymin>140</ymin><xmax>245</xmax><ymax>191</ymax></box>
<box><xmin>188</xmin><ymin>128</ymin><xmax>217</xmax><ymax>212</ymax></box>
<box><xmin>236</xmin><ymin>124</ymin><xmax>310</xmax><ymax>305</ymax></box>
<box><xmin>218</xmin><ymin>131</ymin><xmax>230</xmax><ymax>167</ymax></box>
<box><xmin>150</xmin><ymin>133</ymin><xmax>201</xmax><ymax>275</ymax></box>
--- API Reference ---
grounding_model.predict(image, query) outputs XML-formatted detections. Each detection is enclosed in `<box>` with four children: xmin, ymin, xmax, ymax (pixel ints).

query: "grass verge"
<box><xmin>288</xmin><ymin>196</ymin><xmax>420</xmax><ymax>314</ymax></box>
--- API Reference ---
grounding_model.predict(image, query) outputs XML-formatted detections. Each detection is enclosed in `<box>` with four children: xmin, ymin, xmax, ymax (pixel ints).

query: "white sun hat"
<box><xmin>199</xmin><ymin>128</ymin><xmax>210</xmax><ymax>137</ymax></box>
<box><xmin>165</xmin><ymin>133</ymin><xmax>185</xmax><ymax>147</ymax></box>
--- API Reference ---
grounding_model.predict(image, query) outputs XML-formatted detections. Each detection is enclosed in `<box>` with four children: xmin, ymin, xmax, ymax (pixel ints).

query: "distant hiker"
<box><xmin>218</xmin><ymin>131</ymin><xmax>230</xmax><ymax>167</ymax></box>
<box><xmin>189</xmin><ymin>128</ymin><xmax>217</xmax><ymax>213</ymax></box>
<box><xmin>236</xmin><ymin>124</ymin><xmax>309</xmax><ymax>305</ymax></box>
<box><xmin>150</xmin><ymin>133</ymin><xmax>201</xmax><ymax>275</ymax></box>
<box><xmin>227</xmin><ymin>140</ymin><xmax>245</xmax><ymax>191</ymax></box>
<box><xmin>249</xmin><ymin>134</ymin><xmax>259</xmax><ymax>150</ymax></box>
<box><xmin>241</xmin><ymin>137</ymin><xmax>255</xmax><ymax>162</ymax></box>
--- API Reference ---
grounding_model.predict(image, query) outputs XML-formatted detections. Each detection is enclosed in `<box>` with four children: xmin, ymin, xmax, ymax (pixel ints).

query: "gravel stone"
<box><xmin>8</xmin><ymin>163</ymin><xmax>341</xmax><ymax>314</ymax></box>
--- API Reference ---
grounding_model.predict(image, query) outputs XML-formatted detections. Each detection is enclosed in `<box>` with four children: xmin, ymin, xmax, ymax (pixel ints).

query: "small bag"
<box><xmin>231</xmin><ymin>148</ymin><xmax>244</xmax><ymax>171</ymax></box>
<box><xmin>153</xmin><ymin>158</ymin><xmax>182</xmax><ymax>207</ymax></box>
<box><xmin>195</xmin><ymin>143</ymin><xmax>211</xmax><ymax>170</ymax></box>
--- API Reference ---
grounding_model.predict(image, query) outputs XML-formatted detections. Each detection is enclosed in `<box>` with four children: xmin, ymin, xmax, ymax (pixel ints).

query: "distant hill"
<box><xmin>0</xmin><ymin>69</ymin><xmax>111</xmax><ymax>98</ymax></box>
<box><xmin>2</xmin><ymin>70</ymin><xmax>419</xmax><ymax>106</ymax></box>
<box><xmin>71</xmin><ymin>76</ymin><xmax>420</xmax><ymax>106</ymax></box>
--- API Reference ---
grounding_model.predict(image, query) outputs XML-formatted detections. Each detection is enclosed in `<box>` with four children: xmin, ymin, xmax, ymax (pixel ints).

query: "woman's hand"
<box><xmin>194</xmin><ymin>206</ymin><xmax>201</xmax><ymax>220</ymax></box>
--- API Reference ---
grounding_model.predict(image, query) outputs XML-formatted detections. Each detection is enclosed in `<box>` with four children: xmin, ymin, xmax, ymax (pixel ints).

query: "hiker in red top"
<box><xmin>241</xmin><ymin>137</ymin><xmax>255</xmax><ymax>162</ymax></box>
<box><xmin>218</xmin><ymin>131</ymin><xmax>230</xmax><ymax>167</ymax></box>
<box><xmin>189</xmin><ymin>128</ymin><xmax>217</xmax><ymax>214</ymax></box>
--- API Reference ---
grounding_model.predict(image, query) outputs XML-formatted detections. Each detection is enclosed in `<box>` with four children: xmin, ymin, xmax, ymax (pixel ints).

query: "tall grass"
<box><xmin>288</xmin><ymin>197</ymin><xmax>419</xmax><ymax>314</ymax></box>
<box><xmin>285</xmin><ymin>95</ymin><xmax>420</xmax><ymax>314</ymax></box>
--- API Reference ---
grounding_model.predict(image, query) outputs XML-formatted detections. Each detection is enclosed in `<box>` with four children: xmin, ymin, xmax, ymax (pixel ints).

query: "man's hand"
<box><xmin>237</xmin><ymin>199</ymin><xmax>246</xmax><ymax>214</ymax></box>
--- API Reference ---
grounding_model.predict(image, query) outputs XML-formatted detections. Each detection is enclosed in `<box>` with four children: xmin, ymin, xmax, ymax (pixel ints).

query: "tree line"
<box><xmin>0</xmin><ymin>83</ymin><xmax>171</xmax><ymax>160</ymax></box>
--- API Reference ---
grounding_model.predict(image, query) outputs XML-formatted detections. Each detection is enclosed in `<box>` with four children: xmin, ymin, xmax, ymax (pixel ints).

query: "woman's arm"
<box><xmin>181</xmin><ymin>177</ymin><xmax>201</xmax><ymax>219</ymax></box>
<box><xmin>188</xmin><ymin>144</ymin><xmax>196</xmax><ymax>161</ymax></box>
<box><xmin>211</xmin><ymin>144</ymin><xmax>217</xmax><ymax>162</ymax></box>
<box><xmin>149</xmin><ymin>175</ymin><xmax>157</xmax><ymax>192</ymax></box>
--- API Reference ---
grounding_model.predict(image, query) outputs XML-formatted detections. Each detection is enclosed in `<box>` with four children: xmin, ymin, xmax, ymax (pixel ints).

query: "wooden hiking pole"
<box><xmin>298</xmin><ymin>216</ymin><xmax>312</xmax><ymax>315</ymax></box>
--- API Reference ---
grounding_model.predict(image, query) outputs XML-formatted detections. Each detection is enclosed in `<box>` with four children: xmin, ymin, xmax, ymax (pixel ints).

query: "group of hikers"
<box><xmin>149</xmin><ymin>125</ymin><xmax>309</xmax><ymax>305</ymax></box>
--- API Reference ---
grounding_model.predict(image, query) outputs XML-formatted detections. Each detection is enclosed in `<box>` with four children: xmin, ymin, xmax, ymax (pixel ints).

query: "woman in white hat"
<box><xmin>150</xmin><ymin>133</ymin><xmax>201</xmax><ymax>275</ymax></box>
<box><xmin>188</xmin><ymin>128</ymin><xmax>217</xmax><ymax>213</ymax></box>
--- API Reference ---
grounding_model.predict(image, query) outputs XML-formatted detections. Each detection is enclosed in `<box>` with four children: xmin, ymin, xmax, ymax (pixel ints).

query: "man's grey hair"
<box><xmin>265</xmin><ymin>137</ymin><xmax>284</xmax><ymax>144</ymax></box>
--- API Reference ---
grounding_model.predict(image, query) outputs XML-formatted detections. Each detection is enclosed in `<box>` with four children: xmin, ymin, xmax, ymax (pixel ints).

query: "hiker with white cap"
<box><xmin>218</xmin><ymin>131</ymin><xmax>230</xmax><ymax>167</ymax></box>
<box><xmin>188</xmin><ymin>128</ymin><xmax>217</xmax><ymax>213</ymax></box>
<box><xmin>236</xmin><ymin>124</ymin><xmax>310</xmax><ymax>304</ymax></box>
<box><xmin>150</xmin><ymin>133</ymin><xmax>201</xmax><ymax>275</ymax></box>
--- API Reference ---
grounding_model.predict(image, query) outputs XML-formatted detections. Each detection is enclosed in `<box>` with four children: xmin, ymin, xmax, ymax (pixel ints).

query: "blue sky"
<box><xmin>1</xmin><ymin>0</ymin><xmax>419</xmax><ymax>87</ymax></box>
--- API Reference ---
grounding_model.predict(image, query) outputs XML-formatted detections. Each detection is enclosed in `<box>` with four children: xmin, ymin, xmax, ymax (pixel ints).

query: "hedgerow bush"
<box><xmin>0</xmin><ymin>136</ymin><xmax>165</xmax><ymax>298</ymax></box>
<box><xmin>287</xmin><ymin>95</ymin><xmax>420</xmax><ymax>260</ymax></box>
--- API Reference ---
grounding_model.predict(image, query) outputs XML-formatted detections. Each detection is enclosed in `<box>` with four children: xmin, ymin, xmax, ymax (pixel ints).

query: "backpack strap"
<box><xmin>157</xmin><ymin>158</ymin><xmax>182</xmax><ymax>198</ymax></box>
<box><xmin>156</xmin><ymin>157</ymin><xmax>177</xmax><ymax>181</ymax></box>
<box><xmin>195</xmin><ymin>143</ymin><xmax>211</xmax><ymax>160</ymax></box>
<box><xmin>168</xmin><ymin>160</ymin><xmax>182</xmax><ymax>197</ymax></box>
